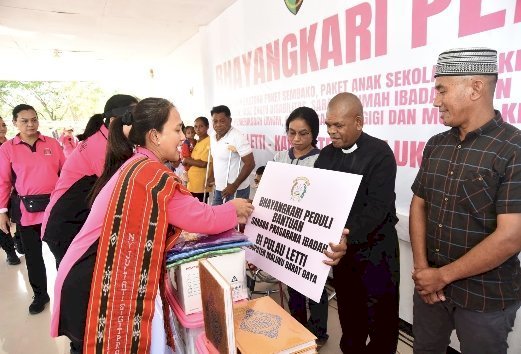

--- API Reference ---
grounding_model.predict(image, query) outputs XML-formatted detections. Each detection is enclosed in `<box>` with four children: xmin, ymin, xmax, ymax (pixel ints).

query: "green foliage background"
<box><xmin>0</xmin><ymin>81</ymin><xmax>112</xmax><ymax>137</ymax></box>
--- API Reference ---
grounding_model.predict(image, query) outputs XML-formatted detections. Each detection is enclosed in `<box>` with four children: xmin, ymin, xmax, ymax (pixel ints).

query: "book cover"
<box><xmin>234</xmin><ymin>296</ymin><xmax>317</xmax><ymax>354</ymax></box>
<box><xmin>199</xmin><ymin>259</ymin><xmax>237</xmax><ymax>354</ymax></box>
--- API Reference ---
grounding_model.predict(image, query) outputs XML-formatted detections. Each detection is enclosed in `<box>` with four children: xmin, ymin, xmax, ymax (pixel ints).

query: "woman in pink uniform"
<box><xmin>58</xmin><ymin>127</ymin><xmax>79</xmax><ymax>158</ymax></box>
<box><xmin>51</xmin><ymin>98</ymin><xmax>254</xmax><ymax>354</ymax></box>
<box><xmin>0</xmin><ymin>104</ymin><xmax>65</xmax><ymax>315</ymax></box>
<box><xmin>42</xmin><ymin>95</ymin><xmax>138</xmax><ymax>268</ymax></box>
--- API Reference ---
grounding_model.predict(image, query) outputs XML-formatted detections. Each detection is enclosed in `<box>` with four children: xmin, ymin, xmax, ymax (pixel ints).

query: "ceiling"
<box><xmin>0</xmin><ymin>0</ymin><xmax>237</xmax><ymax>80</ymax></box>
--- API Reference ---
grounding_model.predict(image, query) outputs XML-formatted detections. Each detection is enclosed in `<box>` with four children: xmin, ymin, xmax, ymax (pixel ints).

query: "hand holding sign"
<box><xmin>323</xmin><ymin>228</ymin><xmax>349</xmax><ymax>266</ymax></box>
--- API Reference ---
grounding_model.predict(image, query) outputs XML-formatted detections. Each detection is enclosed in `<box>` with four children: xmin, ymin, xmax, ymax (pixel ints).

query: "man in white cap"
<box><xmin>410</xmin><ymin>48</ymin><xmax>521</xmax><ymax>353</ymax></box>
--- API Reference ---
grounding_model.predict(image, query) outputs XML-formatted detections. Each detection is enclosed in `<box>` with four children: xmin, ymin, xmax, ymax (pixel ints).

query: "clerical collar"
<box><xmin>341</xmin><ymin>144</ymin><xmax>358</xmax><ymax>154</ymax></box>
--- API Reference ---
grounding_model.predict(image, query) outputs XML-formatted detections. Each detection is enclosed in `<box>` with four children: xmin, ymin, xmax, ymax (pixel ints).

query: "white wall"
<box><xmin>154</xmin><ymin>30</ymin><xmax>208</xmax><ymax>126</ymax></box>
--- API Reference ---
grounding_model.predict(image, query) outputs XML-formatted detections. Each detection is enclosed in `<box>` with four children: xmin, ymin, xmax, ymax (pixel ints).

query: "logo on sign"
<box><xmin>290</xmin><ymin>176</ymin><xmax>310</xmax><ymax>202</ymax></box>
<box><xmin>284</xmin><ymin>0</ymin><xmax>303</xmax><ymax>15</ymax></box>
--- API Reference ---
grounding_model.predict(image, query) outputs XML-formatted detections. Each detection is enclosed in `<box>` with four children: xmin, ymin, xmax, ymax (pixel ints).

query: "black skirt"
<box><xmin>59</xmin><ymin>241</ymin><xmax>98</xmax><ymax>344</ymax></box>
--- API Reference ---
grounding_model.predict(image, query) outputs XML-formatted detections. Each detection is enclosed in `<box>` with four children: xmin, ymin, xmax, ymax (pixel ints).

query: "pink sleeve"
<box><xmin>167</xmin><ymin>190</ymin><xmax>237</xmax><ymax>233</ymax></box>
<box><xmin>0</xmin><ymin>145</ymin><xmax>12</xmax><ymax>208</ymax></box>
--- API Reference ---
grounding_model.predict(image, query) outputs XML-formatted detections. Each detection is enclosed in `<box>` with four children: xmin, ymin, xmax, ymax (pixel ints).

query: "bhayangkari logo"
<box><xmin>284</xmin><ymin>0</ymin><xmax>303</xmax><ymax>15</ymax></box>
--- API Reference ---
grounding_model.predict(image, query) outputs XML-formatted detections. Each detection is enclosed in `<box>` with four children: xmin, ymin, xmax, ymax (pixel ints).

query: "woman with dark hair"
<box><xmin>273</xmin><ymin>106</ymin><xmax>320</xmax><ymax>166</ymax></box>
<box><xmin>274</xmin><ymin>106</ymin><xmax>329</xmax><ymax>347</ymax></box>
<box><xmin>183</xmin><ymin>116</ymin><xmax>211</xmax><ymax>202</ymax></box>
<box><xmin>41</xmin><ymin>95</ymin><xmax>138</xmax><ymax>268</ymax></box>
<box><xmin>51</xmin><ymin>98</ymin><xmax>253</xmax><ymax>354</ymax></box>
<box><xmin>0</xmin><ymin>104</ymin><xmax>65</xmax><ymax>315</ymax></box>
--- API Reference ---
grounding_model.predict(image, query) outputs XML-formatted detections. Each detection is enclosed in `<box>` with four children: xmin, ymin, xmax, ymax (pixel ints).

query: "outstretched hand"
<box><xmin>229</xmin><ymin>198</ymin><xmax>254</xmax><ymax>224</ymax></box>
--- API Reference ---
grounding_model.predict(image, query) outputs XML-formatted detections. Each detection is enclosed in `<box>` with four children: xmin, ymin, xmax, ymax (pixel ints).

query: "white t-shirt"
<box><xmin>210</xmin><ymin>126</ymin><xmax>252</xmax><ymax>191</ymax></box>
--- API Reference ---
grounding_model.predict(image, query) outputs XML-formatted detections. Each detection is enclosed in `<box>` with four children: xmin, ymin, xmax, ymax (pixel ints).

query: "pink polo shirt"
<box><xmin>50</xmin><ymin>147</ymin><xmax>237</xmax><ymax>336</ymax></box>
<box><xmin>0</xmin><ymin>133</ymin><xmax>65</xmax><ymax>226</ymax></box>
<box><xmin>41</xmin><ymin>126</ymin><xmax>108</xmax><ymax>236</ymax></box>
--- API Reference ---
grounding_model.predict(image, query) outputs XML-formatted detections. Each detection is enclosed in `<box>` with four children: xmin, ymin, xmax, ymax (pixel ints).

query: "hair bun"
<box><xmin>122</xmin><ymin>111</ymin><xmax>133</xmax><ymax>126</ymax></box>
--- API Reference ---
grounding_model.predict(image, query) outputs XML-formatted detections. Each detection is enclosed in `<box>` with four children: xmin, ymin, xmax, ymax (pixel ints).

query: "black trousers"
<box><xmin>0</xmin><ymin>229</ymin><xmax>16</xmax><ymax>254</ymax></box>
<box><xmin>333</xmin><ymin>239</ymin><xmax>400</xmax><ymax>354</ymax></box>
<box><xmin>287</xmin><ymin>286</ymin><xmax>329</xmax><ymax>340</ymax></box>
<box><xmin>19</xmin><ymin>224</ymin><xmax>47</xmax><ymax>297</ymax></box>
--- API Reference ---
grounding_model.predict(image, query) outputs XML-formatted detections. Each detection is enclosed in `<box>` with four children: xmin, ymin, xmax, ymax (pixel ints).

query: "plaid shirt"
<box><xmin>412</xmin><ymin>111</ymin><xmax>521</xmax><ymax>312</ymax></box>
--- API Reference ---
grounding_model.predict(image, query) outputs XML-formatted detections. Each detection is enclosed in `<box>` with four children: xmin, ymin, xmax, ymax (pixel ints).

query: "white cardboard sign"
<box><xmin>244</xmin><ymin>161</ymin><xmax>362</xmax><ymax>302</ymax></box>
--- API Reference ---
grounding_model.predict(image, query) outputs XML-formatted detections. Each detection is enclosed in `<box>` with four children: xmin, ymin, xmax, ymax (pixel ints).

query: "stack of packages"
<box><xmin>164</xmin><ymin>229</ymin><xmax>252</xmax><ymax>354</ymax></box>
<box><xmin>166</xmin><ymin>229</ymin><xmax>251</xmax><ymax>268</ymax></box>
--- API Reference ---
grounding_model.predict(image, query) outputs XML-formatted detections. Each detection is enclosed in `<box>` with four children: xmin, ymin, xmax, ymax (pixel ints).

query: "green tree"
<box><xmin>0</xmin><ymin>80</ymin><xmax>110</xmax><ymax>137</ymax></box>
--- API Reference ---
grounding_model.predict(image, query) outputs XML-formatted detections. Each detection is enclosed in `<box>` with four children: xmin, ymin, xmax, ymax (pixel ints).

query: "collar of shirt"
<box><xmin>449</xmin><ymin>110</ymin><xmax>503</xmax><ymax>141</ymax></box>
<box><xmin>213</xmin><ymin>127</ymin><xmax>233</xmax><ymax>141</ymax></box>
<box><xmin>342</xmin><ymin>144</ymin><xmax>358</xmax><ymax>154</ymax></box>
<box><xmin>99</xmin><ymin>124</ymin><xmax>109</xmax><ymax>140</ymax></box>
<box><xmin>288</xmin><ymin>147</ymin><xmax>320</xmax><ymax>160</ymax></box>
<box><xmin>13</xmin><ymin>132</ymin><xmax>45</xmax><ymax>144</ymax></box>
<box><xmin>135</xmin><ymin>146</ymin><xmax>160</xmax><ymax>162</ymax></box>
<box><xmin>336</xmin><ymin>131</ymin><xmax>365</xmax><ymax>153</ymax></box>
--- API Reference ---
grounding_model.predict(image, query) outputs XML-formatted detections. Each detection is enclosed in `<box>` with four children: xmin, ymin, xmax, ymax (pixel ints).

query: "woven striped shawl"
<box><xmin>83</xmin><ymin>157</ymin><xmax>187</xmax><ymax>353</ymax></box>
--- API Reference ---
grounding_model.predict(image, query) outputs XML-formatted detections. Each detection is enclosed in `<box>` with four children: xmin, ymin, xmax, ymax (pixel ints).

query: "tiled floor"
<box><xmin>0</xmin><ymin>244</ymin><xmax>70</xmax><ymax>354</ymax></box>
<box><xmin>0</xmin><ymin>244</ymin><xmax>413</xmax><ymax>354</ymax></box>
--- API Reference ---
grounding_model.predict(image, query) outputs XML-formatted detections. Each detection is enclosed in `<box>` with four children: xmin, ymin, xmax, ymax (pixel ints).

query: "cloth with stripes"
<box><xmin>83</xmin><ymin>157</ymin><xmax>188</xmax><ymax>353</ymax></box>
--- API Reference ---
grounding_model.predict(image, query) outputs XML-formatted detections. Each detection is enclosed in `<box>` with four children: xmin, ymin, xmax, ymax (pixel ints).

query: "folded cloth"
<box><xmin>168</xmin><ymin>228</ymin><xmax>248</xmax><ymax>253</ymax></box>
<box><xmin>166</xmin><ymin>247</ymin><xmax>243</xmax><ymax>269</ymax></box>
<box><xmin>166</xmin><ymin>241</ymin><xmax>252</xmax><ymax>264</ymax></box>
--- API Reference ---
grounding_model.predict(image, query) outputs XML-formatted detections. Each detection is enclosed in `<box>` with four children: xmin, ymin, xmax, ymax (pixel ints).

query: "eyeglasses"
<box><xmin>287</xmin><ymin>130</ymin><xmax>310</xmax><ymax>138</ymax></box>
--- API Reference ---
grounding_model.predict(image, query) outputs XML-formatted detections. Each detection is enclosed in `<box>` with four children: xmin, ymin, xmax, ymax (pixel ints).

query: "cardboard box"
<box><xmin>169</xmin><ymin>250</ymin><xmax>248</xmax><ymax>315</ymax></box>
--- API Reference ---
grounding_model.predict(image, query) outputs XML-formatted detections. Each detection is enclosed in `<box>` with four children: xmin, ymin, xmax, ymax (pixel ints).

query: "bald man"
<box><xmin>314</xmin><ymin>92</ymin><xmax>400</xmax><ymax>353</ymax></box>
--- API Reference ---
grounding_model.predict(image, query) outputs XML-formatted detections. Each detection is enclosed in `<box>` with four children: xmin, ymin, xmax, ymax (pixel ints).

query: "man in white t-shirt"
<box><xmin>209</xmin><ymin>105</ymin><xmax>255</xmax><ymax>205</ymax></box>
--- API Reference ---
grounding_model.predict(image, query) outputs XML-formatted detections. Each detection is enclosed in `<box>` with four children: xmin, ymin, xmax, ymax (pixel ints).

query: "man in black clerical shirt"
<box><xmin>314</xmin><ymin>92</ymin><xmax>400</xmax><ymax>354</ymax></box>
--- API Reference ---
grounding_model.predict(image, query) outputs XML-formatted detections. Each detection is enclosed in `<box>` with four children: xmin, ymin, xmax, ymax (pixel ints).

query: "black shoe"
<box><xmin>14</xmin><ymin>235</ymin><xmax>24</xmax><ymax>255</ymax></box>
<box><xmin>6</xmin><ymin>251</ymin><xmax>20</xmax><ymax>265</ymax></box>
<box><xmin>316</xmin><ymin>336</ymin><xmax>329</xmax><ymax>350</ymax></box>
<box><xmin>29</xmin><ymin>294</ymin><xmax>50</xmax><ymax>315</ymax></box>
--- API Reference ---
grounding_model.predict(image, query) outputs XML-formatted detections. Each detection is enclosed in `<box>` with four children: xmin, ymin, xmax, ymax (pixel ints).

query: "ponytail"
<box><xmin>77</xmin><ymin>113</ymin><xmax>103</xmax><ymax>141</ymax></box>
<box><xmin>89</xmin><ymin>116</ymin><xmax>134</xmax><ymax>205</ymax></box>
<box><xmin>88</xmin><ymin>97</ymin><xmax>172</xmax><ymax>205</ymax></box>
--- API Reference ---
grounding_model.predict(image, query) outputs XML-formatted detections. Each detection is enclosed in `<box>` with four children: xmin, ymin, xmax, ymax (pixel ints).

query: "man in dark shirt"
<box><xmin>315</xmin><ymin>92</ymin><xmax>400</xmax><ymax>354</ymax></box>
<box><xmin>410</xmin><ymin>48</ymin><xmax>521</xmax><ymax>354</ymax></box>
